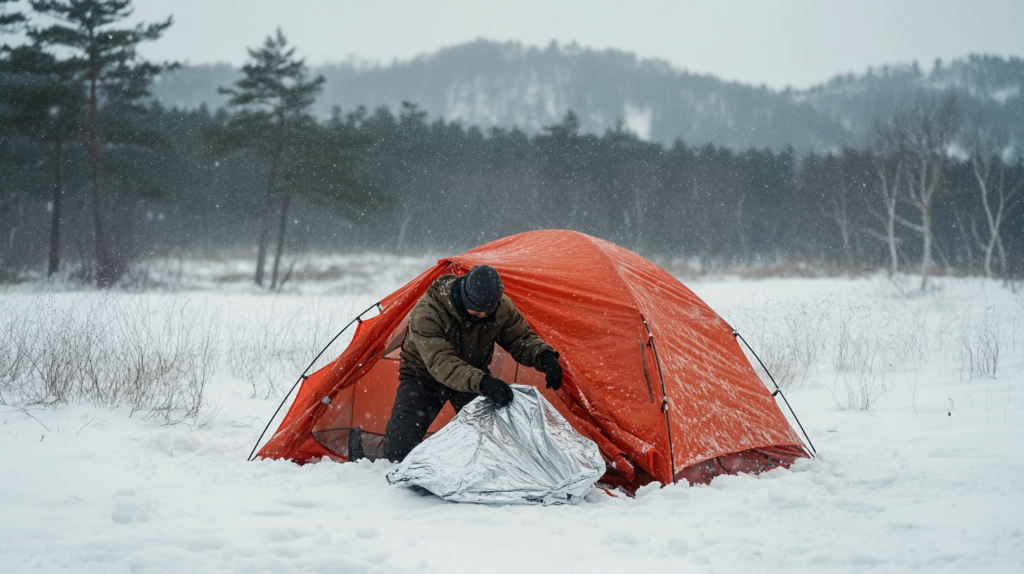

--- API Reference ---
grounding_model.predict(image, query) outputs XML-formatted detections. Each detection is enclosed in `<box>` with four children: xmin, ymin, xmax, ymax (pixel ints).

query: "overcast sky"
<box><xmin>116</xmin><ymin>0</ymin><xmax>1024</xmax><ymax>89</ymax></box>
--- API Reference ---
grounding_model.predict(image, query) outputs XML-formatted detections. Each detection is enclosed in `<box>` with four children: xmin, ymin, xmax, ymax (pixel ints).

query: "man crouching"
<box><xmin>385</xmin><ymin>265</ymin><xmax>563</xmax><ymax>462</ymax></box>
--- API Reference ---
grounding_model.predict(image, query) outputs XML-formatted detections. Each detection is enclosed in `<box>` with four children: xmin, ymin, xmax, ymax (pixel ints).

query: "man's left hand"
<box><xmin>539</xmin><ymin>351</ymin><xmax>562</xmax><ymax>391</ymax></box>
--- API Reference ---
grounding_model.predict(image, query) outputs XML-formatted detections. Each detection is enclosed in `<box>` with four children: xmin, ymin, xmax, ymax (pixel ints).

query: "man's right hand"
<box><xmin>480</xmin><ymin>376</ymin><xmax>514</xmax><ymax>408</ymax></box>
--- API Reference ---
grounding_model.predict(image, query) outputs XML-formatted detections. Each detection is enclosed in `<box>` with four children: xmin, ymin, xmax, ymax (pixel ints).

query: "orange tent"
<box><xmin>256</xmin><ymin>230</ymin><xmax>809</xmax><ymax>490</ymax></box>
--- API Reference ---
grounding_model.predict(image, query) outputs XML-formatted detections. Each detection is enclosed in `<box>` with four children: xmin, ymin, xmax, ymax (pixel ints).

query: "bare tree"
<box><xmin>811</xmin><ymin>148</ymin><xmax>870</xmax><ymax>268</ymax></box>
<box><xmin>867</xmin><ymin>119</ymin><xmax>907</xmax><ymax>276</ymax></box>
<box><xmin>949</xmin><ymin>203</ymin><xmax>977</xmax><ymax>272</ymax></box>
<box><xmin>971</xmin><ymin>128</ymin><xmax>1023</xmax><ymax>277</ymax></box>
<box><xmin>900</xmin><ymin>93</ymin><xmax>961</xmax><ymax>289</ymax></box>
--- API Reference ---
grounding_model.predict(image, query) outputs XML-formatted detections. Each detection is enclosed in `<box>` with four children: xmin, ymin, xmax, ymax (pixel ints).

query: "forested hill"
<box><xmin>152</xmin><ymin>40</ymin><xmax>1024</xmax><ymax>152</ymax></box>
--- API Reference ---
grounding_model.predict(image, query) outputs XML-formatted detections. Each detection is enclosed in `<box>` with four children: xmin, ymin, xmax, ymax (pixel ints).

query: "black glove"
<box><xmin>479</xmin><ymin>375</ymin><xmax>514</xmax><ymax>408</ymax></box>
<box><xmin>539</xmin><ymin>351</ymin><xmax>563</xmax><ymax>391</ymax></box>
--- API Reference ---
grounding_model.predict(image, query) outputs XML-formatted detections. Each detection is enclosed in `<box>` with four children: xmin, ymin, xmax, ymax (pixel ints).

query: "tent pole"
<box><xmin>247</xmin><ymin>302</ymin><xmax>384</xmax><ymax>462</ymax></box>
<box><xmin>732</xmin><ymin>330</ymin><xmax>817</xmax><ymax>457</ymax></box>
<box><xmin>642</xmin><ymin>317</ymin><xmax>678</xmax><ymax>484</ymax></box>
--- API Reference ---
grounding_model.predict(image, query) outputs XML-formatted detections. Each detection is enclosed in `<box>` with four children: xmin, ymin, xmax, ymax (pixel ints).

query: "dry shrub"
<box><xmin>955</xmin><ymin>306</ymin><xmax>1001</xmax><ymax>381</ymax></box>
<box><xmin>728</xmin><ymin>299</ymin><xmax>826</xmax><ymax>390</ymax></box>
<box><xmin>727</xmin><ymin>289</ymin><xmax>1017</xmax><ymax>412</ymax></box>
<box><xmin>727</xmin><ymin>295</ymin><xmax>906</xmax><ymax>410</ymax></box>
<box><xmin>0</xmin><ymin>294</ymin><xmax>217</xmax><ymax>421</ymax></box>
<box><xmin>828</xmin><ymin>303</ymin><xmax>893</xmax><ymax>410</ymax></box>
<box><xmin>225</xmin><ymin>297</ymin><xmax>359</xmax><ymax>399</ymax></box>
<box><xmin>0</xmin><ymin>292</ymin><xmax>365</xmax><ymax>417</ymax></box>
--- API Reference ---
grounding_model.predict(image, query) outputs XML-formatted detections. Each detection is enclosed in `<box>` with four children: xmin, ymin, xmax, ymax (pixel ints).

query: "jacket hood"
<box><xmin>425</xmin><ymin>275</ymin><xmax>466</xmax><ymax>324</ymax></box>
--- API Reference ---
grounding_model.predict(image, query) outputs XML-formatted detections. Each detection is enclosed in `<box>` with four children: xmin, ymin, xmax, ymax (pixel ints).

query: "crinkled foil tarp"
<box><xmin>386</xmin><ymin>385</ymin><xmax>605</xmax><ymax>505</ymax></box>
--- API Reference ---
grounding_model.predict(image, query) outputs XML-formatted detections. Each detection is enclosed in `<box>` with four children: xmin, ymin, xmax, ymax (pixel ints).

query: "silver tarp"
<box><xmin>386</xmin><ymin>384</ymin><xmax>605</xmax><ymax>505</ymax></box>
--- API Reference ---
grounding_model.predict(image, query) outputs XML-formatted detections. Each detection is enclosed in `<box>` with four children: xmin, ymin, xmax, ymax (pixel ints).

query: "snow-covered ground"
<box><xmin>2</xmin><ymin>258</ymin><xmax>1023</xmax><ymax>573</ymax></box>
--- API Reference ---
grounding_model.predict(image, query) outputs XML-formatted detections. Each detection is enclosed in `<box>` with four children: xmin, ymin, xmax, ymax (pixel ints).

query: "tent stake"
<box><xmin>733</xmin><ymin>330</ymin><xmax>817</xmax><ymax>457</ymax></box>
<box><xmin>247</xmin><ymin>302</ymin><xmax>384</xmax><ymax>462</ymax></box>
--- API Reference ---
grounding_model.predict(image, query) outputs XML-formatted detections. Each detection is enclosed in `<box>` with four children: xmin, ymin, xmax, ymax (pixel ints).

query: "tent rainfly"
<box><xmin>254</xmin><ymin>230</ymin><xmax>811</xmax><ymax>491</ymax></box>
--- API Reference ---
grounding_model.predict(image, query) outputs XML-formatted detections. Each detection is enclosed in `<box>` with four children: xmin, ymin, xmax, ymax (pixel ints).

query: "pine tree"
<box><xmin>0</xmin><ymin>0</ymin><xmax>28</xmax><ymax>132</ymax></box>
<box><xmin>269</xmin><ymin>110</ymin><xmax>376</xmax><ymax>289</ymax></box>
<box><xmin>539</xmin><ymin>111</ymin><xmax>584</xmax><ymax>229</ymax></box>
<box><xmin>0</xmin><ymin>0</ymin><xmax>25</xmax><ymax>33</ymax></box>
<box><xmin>218</xmin><ymin>29</ymin><xmax>325</xmax><ymax>286</ymax></box>
<box><xmin>29</xmin><ymin>0</ymin><xmax>173</xmax><ymax>286</ymax></box>
<box><xmin>0</xmin><ymin>44</ymin><xmax>87</xmax><ymax>275</ymax></box>
<box><xmin>0</xmin><ymin>0</ymin><xmax>27</xmax><ymax>268</ymax></box>
<box><xmin>1</xmin><ymin>0</ymin><xmax>26</xmax><ymax>140</ymax></box>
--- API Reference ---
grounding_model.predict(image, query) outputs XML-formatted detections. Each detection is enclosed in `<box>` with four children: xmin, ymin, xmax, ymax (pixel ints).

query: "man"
<box><xmin>385</xmin><ymin>265</ymin><xmax>563</xmax><ymax>462</ymax></box>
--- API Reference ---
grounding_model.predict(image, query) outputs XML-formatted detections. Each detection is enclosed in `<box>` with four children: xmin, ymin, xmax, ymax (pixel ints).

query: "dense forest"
<box><xmin>2</xmin><ymin>1</ymin><xmax>1023</xmax><ymax>287</ymax></box>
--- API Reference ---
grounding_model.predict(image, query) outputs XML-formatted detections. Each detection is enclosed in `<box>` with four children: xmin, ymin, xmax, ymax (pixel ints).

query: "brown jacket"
<box><xmin>398</xmin><ymin>275</ymin><xmax>554</xmax><ymax>393</ymax></box>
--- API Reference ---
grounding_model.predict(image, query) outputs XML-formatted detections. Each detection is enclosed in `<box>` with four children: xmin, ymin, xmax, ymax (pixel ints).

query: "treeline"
<box><xmin>153</xmin><ymin>43</ymin><xmax>1024</xmax><ymax>154</ymax></box>
<box><xmin>2</xmin><ymin>2</ymin><xmax>1023</xmax><ymax>287</ymax></box>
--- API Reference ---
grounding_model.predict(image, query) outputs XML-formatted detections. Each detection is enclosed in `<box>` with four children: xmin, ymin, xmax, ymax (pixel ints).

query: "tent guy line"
<box><xmin>247</xmin><ymin>301</ymin><xmax>383</xmax><ymax>462</ymax></box>
<box><xmin>733</xmin><ymin>330</ymin><xmax>817</xmax><ymax>456</ymax></box>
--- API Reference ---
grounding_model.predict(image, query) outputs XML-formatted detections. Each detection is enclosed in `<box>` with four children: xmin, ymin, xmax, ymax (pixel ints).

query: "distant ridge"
<box><xmin>151</xmin><ymin>40</ymin><xmax>1024</xmax><ymax>153</ymax></box>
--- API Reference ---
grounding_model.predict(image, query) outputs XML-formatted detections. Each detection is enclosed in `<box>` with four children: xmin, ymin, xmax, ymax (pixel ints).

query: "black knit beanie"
<box><xmin>460</xmin><ymin>265</ymin><xmax>504</xmax><ymax>314</ymax></box>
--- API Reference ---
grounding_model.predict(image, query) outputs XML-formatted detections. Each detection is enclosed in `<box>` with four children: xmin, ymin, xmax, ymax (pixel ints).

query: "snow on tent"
<box><xmin>252</xmin><ymin>230</ymin><xmax>812</xmax><ymax>490</ymax></box>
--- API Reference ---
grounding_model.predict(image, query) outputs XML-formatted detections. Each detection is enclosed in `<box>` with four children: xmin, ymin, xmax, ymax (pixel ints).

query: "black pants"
<box><xmin>384</xmin><ymin>375</ymin><xmax>478</xmax><ymax>462</ymax></box>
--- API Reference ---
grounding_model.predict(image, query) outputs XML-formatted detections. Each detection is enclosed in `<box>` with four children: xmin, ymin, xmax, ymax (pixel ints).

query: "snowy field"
<box><xmin>2</xmin><ymin>256</ymin><xmax>1023</xmax><ymax>573</ymax></box>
